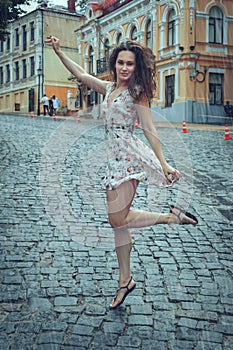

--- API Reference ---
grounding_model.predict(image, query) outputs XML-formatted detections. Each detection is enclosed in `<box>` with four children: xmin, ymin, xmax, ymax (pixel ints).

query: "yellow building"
<box><xmin>0</xmin><ymin>1</ymin><xmax>84</xmax><ymax>115</ymax></box>
<box><xmin>75</xmin><ymin>0</ymin><xmax>233</xmax><ymax>124</ymax></box>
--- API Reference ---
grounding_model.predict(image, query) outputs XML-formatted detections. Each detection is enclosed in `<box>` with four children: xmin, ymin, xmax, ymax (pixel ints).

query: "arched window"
<box><xmin>104</xmin><ymin>39</ymin><xmax>110</xmax><ymax>57</ymax></box>
<box><xmin>167</xmin><ymin>9</ymin><xmax>176</xmax><ymax>46</ymax></box>
<box><xmin>146</xmin><ymin>20</ymin><xmax>152</xmax><ymax>49</ymax></box>
<box><xmin>89</xmin><ymin>46</ymin><xmax>94</xmax><ymax>74</ymax></box>
<box><xmin>209</xmin><ymin>6</ymin><xmax>223</xmax><ymax>44</ymax></box>
<box><xmin>116</xmin><ymin>33</ymin><xmax>122</xmax><ymax>45</ymax></box>
<box><xmin>131</xmin><ymin>26</ymin><xmax>137</xmax><ymax>41</ymax></box>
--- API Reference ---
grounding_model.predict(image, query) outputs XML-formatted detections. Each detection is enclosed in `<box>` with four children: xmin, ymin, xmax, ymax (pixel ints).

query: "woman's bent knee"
<box><xmin>108</xmin><ymin>213</ymin><xmax>127</xmax><ymax>229</ymax></box>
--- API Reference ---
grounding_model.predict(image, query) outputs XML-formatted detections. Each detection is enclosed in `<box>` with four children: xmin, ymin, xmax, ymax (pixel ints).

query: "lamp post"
<box><xmin>95</xmin><ymin>18</ymin><xmax>101</xmax><ymax>119</ymax></box>
<box><xmin>37</xmin><ymin>60</ymin><xmax>42</xmax><ymax>116</ymax></box>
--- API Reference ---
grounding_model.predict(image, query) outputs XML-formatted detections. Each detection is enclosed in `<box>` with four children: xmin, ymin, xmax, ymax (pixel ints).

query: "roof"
<box><xmin>100</xmin><ymin>0</ymin><xmax>118</xmax><ymax>9</ymax></box>
<box><xmin>91</xmin><ymin>0</ymin><xmax>133</xmax><ymax>13</ymax></box>
<box><xmin>40</xmin><ymin>5</ymin><xmax>83</xmax><ymax>17</ymax></box>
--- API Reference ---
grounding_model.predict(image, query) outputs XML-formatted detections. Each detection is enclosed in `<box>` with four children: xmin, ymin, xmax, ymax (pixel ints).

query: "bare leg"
<box><xmin>107</xmin><ymin>183</ymin><xmax>197</xmax><ymax>230</ymax></box>
<box><xmin>107</xmin><ymin>180</ymin><xmax>138</xmax><ymax>308</ymax></box>
<box><xmin>106</xmin><ymin>179</ymin><xmax>197</xmax><ymax>308</ymax></box>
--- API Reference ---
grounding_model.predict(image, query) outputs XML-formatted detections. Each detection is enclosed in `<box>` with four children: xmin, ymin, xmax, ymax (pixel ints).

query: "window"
<box><xmin>168</xmin><ymin>9</ymin><xmax>175</xmax><ymax>46</ymax></box>
<box><xmin>209</xmin><ymin>73</ymin><xmax>223</xmax><ymax>105</ymax></box>
<box><xmin>6</xmin><ymin>35</ymin><xmax>10</xmax><ymax>50</ymax></box>
<box><xmin>22</xmin><ymin>25</ymin><xmax>27</xmax><ymax>51</ymax></box>
<box><xmin>165</xmin><ymin>74</ymin><xmax>175</xmax><ymax>107</ymax></box>
<box><xmin>146</xmin><ymin>20</ymin><xmax>152</xmax><ymax>49</ymax></box>
<box><xmin>89</xmin><ymin>47</ymin><xmax>94</xmax><ymax>74</ymax></box>
<box><xmin>22</xmin><ymin>59</ymin><xmax>27</xmax><ymax>79</ymax></box>
<box><xmin>209</xmin><ymin>6</ymin><xmax>223</xmax><ymax>44</ymax></box>
<box><xmin>15</xmin><ymin>61</ymin><xmax>19</xmax><ymax>81</ymax></box>
<box><xmin>30</xmin><ymin>56</ymin><xmax>35</xmax><ymax>76</ymax></box>
<box><xmin>0</xmin><ymin>67</ymin><xmax>3</xmax><ymax>85</ymax></box>
<box><xmin>116</xmin><ymin>33</ymin><xmax>122</xmax><ymax>45</ymax></box>
<box><xmin>0</xmin><ymin>41</ymin><xmax>3</xmax><ymax>52</ymax></box>
<box><xmin>15</xmin><ymin>28</ymin><xmax>19</xmax><ymax>47</ymax></box>
<box><xmin>131</xmin><ymin>26</ymin><xmax>137</xmax><ymax>41</ymax></box>
<box><xmin>30</xmin><ymin>22</ymin><xmax>34</xmax><ymax>41</ymax></box>
<box><xmin>6</xmin><ymin>64</ymin><xmax>10</xmax><ymax>83</ymax></box>
<box><xmin>104</xmin><ymin>39</ymin><xmax>110</xmax><ymax>57</ymax></box>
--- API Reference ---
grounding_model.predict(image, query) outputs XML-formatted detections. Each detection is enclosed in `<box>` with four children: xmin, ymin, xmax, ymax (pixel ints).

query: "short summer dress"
<box><xmin>102</xmin><ymin>82</ymin><xmax>171</xmax><ymax>190</ymax></box>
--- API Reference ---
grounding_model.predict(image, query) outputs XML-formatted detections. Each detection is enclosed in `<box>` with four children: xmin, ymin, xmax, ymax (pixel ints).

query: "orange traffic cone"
<box><xmin>224</xmin><ymin>124</ymin><xmax>232</xmax><ymax>140</ymax></box>
<box><xmin>182</xmin><ymin>120</ymin><xmax>188</xmax><ymax>133</ymax></box>
<box><xmin>29</xmin><ymin>111</ymin><xmax>34</xmax><ymax>119</ymax></box>
<box><xmin>134</xmin><ymin>121</ymin><xmax>139</xmax><ymax>129</ymax></box>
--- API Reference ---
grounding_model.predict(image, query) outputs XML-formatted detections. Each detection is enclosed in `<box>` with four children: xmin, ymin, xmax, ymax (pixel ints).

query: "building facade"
<box><xmin>0</xmin><ymin>1</ymin><xmax>83</xmax><ymax>114</ymax></box>
<box><xmin>76</xmin><ymin>0</ymin><xmax>233</xmax><ymax>124</ymax></box>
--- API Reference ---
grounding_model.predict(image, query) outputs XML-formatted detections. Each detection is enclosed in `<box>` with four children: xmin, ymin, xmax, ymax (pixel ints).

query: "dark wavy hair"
<box><xmin>109</xmin><ymin>40</ymin><xmax>156</xmax><ymax>101</ymax></box>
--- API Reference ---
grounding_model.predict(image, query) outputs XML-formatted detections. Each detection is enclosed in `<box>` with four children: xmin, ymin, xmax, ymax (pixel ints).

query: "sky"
<box><xmin>20</xmin><ymin>0</ymin><xmax>69</xmax><ymax>13</ymax></box>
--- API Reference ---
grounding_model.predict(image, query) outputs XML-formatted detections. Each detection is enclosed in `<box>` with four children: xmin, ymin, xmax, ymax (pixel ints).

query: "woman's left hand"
<box><xmin>162</xmin><ymin>162</ymin><xmax>181</xmax><ymax>184</ymax></box>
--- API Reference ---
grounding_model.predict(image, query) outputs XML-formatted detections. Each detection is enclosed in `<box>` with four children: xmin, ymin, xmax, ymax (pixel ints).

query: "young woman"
<box><xmin>45</xmin><ymin>36</ymin><xmax>198</xmax><ymax>309</ymax></box>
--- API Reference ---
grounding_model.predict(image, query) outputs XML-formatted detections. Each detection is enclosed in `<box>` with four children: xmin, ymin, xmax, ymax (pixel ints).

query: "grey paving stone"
<box><xmin>37</xmin><ymin>331</ymin><xmax>64</xmax><ymax>345</ymax></box>
<box><xmin>102</xmin><ymin>321</ymin><xmax>126</xmax><ymax>333</ymax></box>
<box><xmin>128</xmin><ymin>314</ymin><xmax>153</xmax><ymax>326</ymax></box>
<box><xmin>17</xmin><ymin>322</ymin><xmax>41</xmax><ymax>333</ymax></box>
<box><xmin>41</xmin><ymin>321</ymin><xmax>68</xmax><ymax>332</ymax></box>
<box><xmin>75</xmin><ymin>315</ymin><xmax>103</xmax><ymax>328</ymax></box>
<box><xmin>36</xmin><ymin>345</ymin><xmax>60</xmax><ymax>350</ymax></box>
<box><xmin>117</xmin><ymin>335</ymin><xmax>142</xmax><ymax>347</ymax></box>
<box><xmin>168</xmin><ymin>339</ymin><xmax>196</xmax><ymax>350</ymax></box>
<box><xmin>63</xmin><ymin>334</ymin><xmax>92</xmax><ymax>347</ymax></box>
<box><xmin>27</xmin><ymin>297</ymin><xmax>52</xmax><ymax>311</ymax></box>
<box><xmin>127</xmin><ymin>325</ymin><xmax>155</xmax><ymax>338</ymax></box>
<box><xmin>195</xmin><ymin>343</ymin><xmax>223</xmax><ymax>350</ymax></box>
<box><xmin>176</xmin><ymin>326</ymin><xmax>200</xmax><ymax>341</ymax></box>
<box><xmin>9</xmin><ymin>333</ymin><xmax>36</xmax><ymax>349</ymax></box>
<box><xmin>54</xmin><ymin>296</ymin><xmax>78</xmax><ymax>306</ymax></box>
<box><xmin>141</xmin><ymin>338</ymin><xmax>167</xmax><ymax>350</ymax></box>
<box><xmin>177</xmin><ymin>317</ymin><xmax>198</xmax><ymax>329</ymax></box>
<box><xmin>130</xmin><ymin>304</ymin><xmax>153</xmax><ymax>314</ymax></box>
<box><xmin>71</xmin><ymin>324</ymin><xmax>94</xmax><ymax>335</ymax></box>
<box><xmin>0</xmin><ymin>322</ymin><xmax>16</xmax><ymax>334</ymax></box>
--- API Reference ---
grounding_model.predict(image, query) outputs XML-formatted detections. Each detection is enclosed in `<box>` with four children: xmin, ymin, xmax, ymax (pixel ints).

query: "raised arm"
<box><xmin>135</xmin><ymin>96</ymin><xmax>180</xmax><ymax>184</ymax></box>
<box><xmin>45</xmin><ymin>36</ymin><xmax>108</xmax><ymax>95</ymax></box>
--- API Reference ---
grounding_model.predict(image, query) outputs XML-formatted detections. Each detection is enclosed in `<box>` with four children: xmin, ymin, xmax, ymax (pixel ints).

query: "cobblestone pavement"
<box><xmin>0</xmin><ymin>114</ymin><xmax>232</xmax><ymax>350</ymax></box>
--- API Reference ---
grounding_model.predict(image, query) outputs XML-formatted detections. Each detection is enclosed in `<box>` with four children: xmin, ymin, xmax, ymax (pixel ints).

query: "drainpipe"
<box><xmin>41</xmin><ymin>9</ymin><xmax>44</xmax><ymax>94</ymax></box>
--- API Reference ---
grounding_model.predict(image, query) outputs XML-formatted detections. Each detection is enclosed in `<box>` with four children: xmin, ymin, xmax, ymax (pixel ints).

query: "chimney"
<box><xmin>68</xmin><ymin>0</ymin><xmax>76</xmax><ymax>11</ymax></box>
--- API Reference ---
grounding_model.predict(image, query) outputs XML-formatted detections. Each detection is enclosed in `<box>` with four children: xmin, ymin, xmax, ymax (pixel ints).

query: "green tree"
<box><xmin>0</xmin><ymin>0</ymin><xmax>30</xmax><ymax>40</ymax></box>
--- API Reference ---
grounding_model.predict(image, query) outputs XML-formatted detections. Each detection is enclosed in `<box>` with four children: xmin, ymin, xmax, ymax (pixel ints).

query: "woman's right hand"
<box><xmin>45</xmin><ymin>36</ymin><xmax>61</xmax><ymax>54</ymax></box>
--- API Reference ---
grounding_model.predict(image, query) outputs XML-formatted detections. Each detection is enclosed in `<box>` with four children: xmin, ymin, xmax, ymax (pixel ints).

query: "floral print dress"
<box><xmin>102</xmin><ymin>82</ymin><xmax>170</xmax><ymax>190</ymax></box>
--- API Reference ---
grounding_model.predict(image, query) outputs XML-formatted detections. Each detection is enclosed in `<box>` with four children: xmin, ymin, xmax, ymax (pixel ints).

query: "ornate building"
<box><xmin>75</xmin><ymin>0</ymin><xmax>233</xmax><ymax>123</ymax></box>
<box><xmin>0</xmin><ymin>0</ymin><xmax>84</xmax><ymax>114</ymax></box>
<box><xmin>1</xmin><ymin>0</ymin><xmax>232</xmax><ymax>123</ymax></box>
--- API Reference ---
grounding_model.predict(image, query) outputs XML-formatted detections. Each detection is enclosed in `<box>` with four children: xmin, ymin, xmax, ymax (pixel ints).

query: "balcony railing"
<box><xmin>97</xmin><ymin>57</ymin><xmax>109</xmax><ymax>75</ymax></box>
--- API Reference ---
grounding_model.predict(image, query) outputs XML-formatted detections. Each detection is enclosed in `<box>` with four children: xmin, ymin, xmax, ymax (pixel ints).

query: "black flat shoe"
<box><xmin>170</xmin><ymin>205</ymin><xmax>198</xmax><ymax>225</ymax></box>
<box><xmin>110</xmin><ymin>276</ymin><xmax>136</xmax><ymax>309</ymax></box>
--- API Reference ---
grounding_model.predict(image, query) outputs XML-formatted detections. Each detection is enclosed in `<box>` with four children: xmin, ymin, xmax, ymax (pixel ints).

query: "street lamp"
<box><xmin>37</xmin><ymin>60</ymin><xmax>42</xmax><ymax>116</ymax></box>
<box><xmin>95</xmin><ymin>18</ymin><xmax>101</xmax><ymax>119</ymax></box>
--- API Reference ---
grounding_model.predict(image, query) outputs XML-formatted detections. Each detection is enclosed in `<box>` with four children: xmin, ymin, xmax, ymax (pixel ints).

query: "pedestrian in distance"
<box><xmin>45</xmin><ymin>35</ymin><xmax>198</xmax><ymax>309</ymax></box>
<box><xmin>224</xmin><ymin>101</ymin><xmax>233</xmax><ymax>125</ymax></box>
<box><xmin>40</xmin><ymin>94</ymin><xmax>49</xmax><ymax>116</ymax></box>
<box><xmin>48</xmin><ymin>97</ymin><xmax>53</xmax><ymax>116</ymax></box>
<box><xmin>51</xmin><ymin>94</ymin><xmax>60</xmax><ymax>115</ymax></box>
